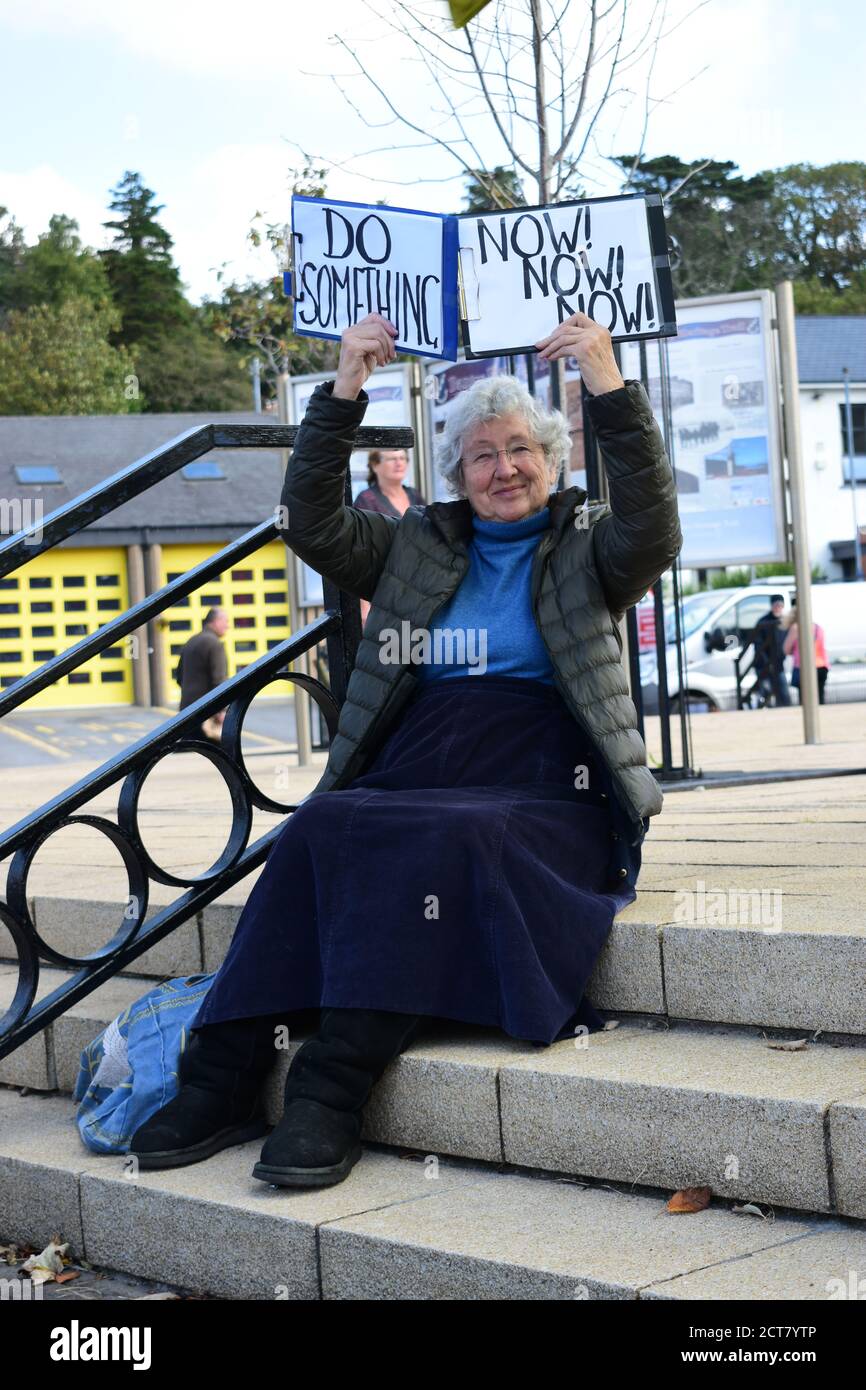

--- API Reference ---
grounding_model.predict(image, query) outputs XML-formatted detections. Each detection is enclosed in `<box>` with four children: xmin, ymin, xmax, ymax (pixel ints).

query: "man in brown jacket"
<box><xmin>175</xmin><ymin>607</ymin><xmax>229</xmax><ymax>740</ymax></box>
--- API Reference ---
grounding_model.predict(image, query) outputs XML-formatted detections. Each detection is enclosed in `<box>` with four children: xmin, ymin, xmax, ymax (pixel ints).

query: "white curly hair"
<box><xmin>436</xmin><ymin>374</ymin><xmax>572</xmax><ymax>498</ymax></box>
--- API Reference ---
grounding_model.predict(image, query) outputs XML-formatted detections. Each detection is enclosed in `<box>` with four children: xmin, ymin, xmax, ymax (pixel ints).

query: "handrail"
<box><xmin>0</xmin><ymin>614</ymin><xmax>336</xmax><ymax>860</ymax></box>
<box><xmin>0</xmin><ymin>416</ymin><xmax>413</xmax><ymax>1062</ymax></box>
<box><xmin>0</xmin><ymin>421</ymin><xmax>414</xmax><ymax>572</ymax></box>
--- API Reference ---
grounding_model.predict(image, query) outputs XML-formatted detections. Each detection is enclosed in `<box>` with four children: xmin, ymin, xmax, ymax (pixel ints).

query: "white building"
<box><xmin>796</xmin><ymin>315</ymin><xmax>866</xmax><ymax>580</ymax></box>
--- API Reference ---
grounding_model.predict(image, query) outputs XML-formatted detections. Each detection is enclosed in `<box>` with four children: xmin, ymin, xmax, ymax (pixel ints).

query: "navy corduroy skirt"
<box><xmin>192</xmin><ymin>674</ymin><xmax>638</xmax><ymax>1045</ymax></box>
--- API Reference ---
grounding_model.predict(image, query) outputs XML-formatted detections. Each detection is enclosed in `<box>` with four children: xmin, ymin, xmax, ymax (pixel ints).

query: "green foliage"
<box><xmin>133</xmin><ymin>322</ymin><xmax>251</xmax><ymax>412</ymax></box>
<box><xmin>794</xmin><ymin>272</ymin><xmax>866</xmax><ymax>315</ymax></box>
<box><xmin>754</xmin><ymin>561</ymin><xmax>825</xmax><ymax>582</ymax></box>
<box><xmin>610</xmin><ymin>156</ymin><xmax>866</xmax><ymax>303</ymax></box>
<box><xmin>0</xmin><ymin>207</ymin><xmax>30</xmax><ymax>310</ymax></box>
<box><xmin>463</xmin><ymin>167</ymin><xmax>527</xmax><ymax>211</ymax></box>
<box><xmin>100</xmin><ymin>171</ymin><xmax>191</xmax><ymax>347</ymax></box>
<box><xmin>0</xmin><ymin>296</ymin><xmax>135</xmax><ymax>415</ymax></box>
<box><xmin>709</xmin><ymin>568</ymin><xmax>751</xmax><ymax>588</ymax></box>
<box><xmin>5</xmin><ymin>214</ymin><xmax>111</xmax><ymax>313</ymax></box>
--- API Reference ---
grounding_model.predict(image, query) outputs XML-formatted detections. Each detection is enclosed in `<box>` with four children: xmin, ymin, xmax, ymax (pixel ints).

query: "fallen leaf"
<box><xmin>667</xmin><ymin>1185</ymin><xmax>712</xmax><ymax>1213</ymax></box>
<box><xmin>54</xmin><ymin>1271</ymin><xmax>81</xmax><ymax>1284</ymax></box>
<box><xmin>135</xmin><ymin>1292</ymin><xmax>180</xmax><ymax>1300</ymax></box>
<box><xmin>767</xmin><ymin>1038</ymin><xmax>808</xmax><ymax>1051</ymax></box>
<box><xmin>21</xmin><ymin>1240</ymin><xmax>69</xmax><ymax>1285</ymax></box>
<box><xmin>732</xmin><ymin>1203</ymin><xmax>768</xmax><ymax>1218</ymax></box>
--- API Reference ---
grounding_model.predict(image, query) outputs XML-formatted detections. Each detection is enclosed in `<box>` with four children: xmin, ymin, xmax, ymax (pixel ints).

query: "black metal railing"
<box><xmin>0</xmin><ymin>419</ymin><xmax>413</xmax><ymax>1061</ymax></box>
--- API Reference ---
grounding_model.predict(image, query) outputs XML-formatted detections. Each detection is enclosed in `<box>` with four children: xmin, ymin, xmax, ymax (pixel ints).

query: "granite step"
<box><xmin>2</xmin><ymin>964</ymin><xmax>866</xmax><ymax>1222</ymax></box>
<box><xmin>2</xmin><ymin>873</ymin><xmax>865</xmax><ymax>1038</ymax></box>
<box><xmin>2</xmin><ymin>1085</ymin><xmax>865</xmax><ymax>1301</ymax></box>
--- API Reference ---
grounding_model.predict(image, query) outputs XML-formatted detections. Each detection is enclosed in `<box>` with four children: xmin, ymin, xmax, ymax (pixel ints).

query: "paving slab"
<box><xmin>662</xmin><ymin>924</ymin><xmax>866</xmax><ymax>1034</ymax></box>
<box><xmin>827</xmin><ymin>1098</ymin><xmax>866</xmax><ymax>1220</ymax></box>
<box><xmin>0</xmin><ymin>1087</ymin><xmax>96</xmax><ymax>1248</ymax></box>
<box><xmin>79</xmin><ymin>1146</ymin><xmax>489</xmax><ymax>1300</ymax></box>
<box><xmin>499</xmin><ymin>1022</ymin><xmax>866</xmax><ymax>1214</ymax></box>
<box><xmin>644</xmin><ymin>1223</ymin><xmax>866</xmax><ymax>1300</ymax></box>
<box><xmin>320</xmin><ymin>1166</ymin><xmax>820</xmax><ymax>1301</ymax></box>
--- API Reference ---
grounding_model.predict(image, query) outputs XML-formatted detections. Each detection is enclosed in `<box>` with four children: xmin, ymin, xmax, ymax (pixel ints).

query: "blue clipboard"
<box><xmin>287</xmin><ymin>195</ymin><xmax>459</xmax><ymax>362</ymax></box>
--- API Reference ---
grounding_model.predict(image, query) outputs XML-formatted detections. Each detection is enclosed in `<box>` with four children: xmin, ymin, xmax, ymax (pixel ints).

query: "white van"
<box><xmin>639</xmin><ymin>581</ymin><xmax>866</xmax><ymax>712</ymax></box>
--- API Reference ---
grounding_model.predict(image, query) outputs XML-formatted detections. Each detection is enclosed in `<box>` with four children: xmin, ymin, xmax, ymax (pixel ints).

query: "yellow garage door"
<box><xmin>0</xmin><ymin>546</ymin><xmax>134</xmax><ymax>708</ymax></box>
<box><xmin>160</xmin><ymin>541</ymin><xmax>291</xmax><ymax>702</ymax></box>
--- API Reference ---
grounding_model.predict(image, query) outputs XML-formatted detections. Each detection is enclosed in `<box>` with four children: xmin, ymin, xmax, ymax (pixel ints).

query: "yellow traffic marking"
<box><xmin>34</xmin><ymin>723</ymin><xmax>56</xmax><ymax>733</ymax></box>
<box><xmin>0</xmin><ymin>724</ymin><xmax>70</xmax><ymax>758</ymax></box>
<box><xmin>242</xmin><ymin>728</ymin><xmax>290</xmax><ymax>747</ymax></box>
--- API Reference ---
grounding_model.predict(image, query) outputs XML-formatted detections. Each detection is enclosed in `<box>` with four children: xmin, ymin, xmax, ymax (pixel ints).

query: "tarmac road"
<box><xmin>0</xmin><ymin>698</ymin><xmax>308</xmax><ymax>769</ymax></box>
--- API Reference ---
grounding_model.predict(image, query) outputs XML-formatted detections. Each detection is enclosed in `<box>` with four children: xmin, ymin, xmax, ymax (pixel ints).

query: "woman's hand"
<box><xmin>333</xmin><ymin>313</ymin><xmax>398</xmax><ymax>400</ymax></box>
<box><xmin>535</xmin><ymin>311</ymin><xmax>625</xmax><ymax>397</ymax></box>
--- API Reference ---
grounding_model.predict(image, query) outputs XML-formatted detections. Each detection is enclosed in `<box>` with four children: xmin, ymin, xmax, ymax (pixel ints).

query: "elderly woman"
<box><xmin>130</xmin><ymin>310</ymin><xmax>682</xmax><ymax>1190</ymax></box>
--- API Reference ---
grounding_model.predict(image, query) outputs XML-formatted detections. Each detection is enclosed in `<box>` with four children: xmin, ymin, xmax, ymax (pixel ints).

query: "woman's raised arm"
<box><xmin>537</xmin><ymin>312</ymin><xmax>682</xmax><ymax>616</ymax></box>
<box><xmin>278</xmin><ymin>315</ymin><xmax>402</xmax><ymax>602</ymax></box>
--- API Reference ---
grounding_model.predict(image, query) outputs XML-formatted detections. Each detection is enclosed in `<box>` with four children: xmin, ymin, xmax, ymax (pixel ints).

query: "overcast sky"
<box><xmin>1</xmin><ymin>0</ymin><xmax>861</xmax><ymax>303</ymax></box>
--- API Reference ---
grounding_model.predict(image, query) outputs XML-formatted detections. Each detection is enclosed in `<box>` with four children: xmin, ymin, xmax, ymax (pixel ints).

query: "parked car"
<box><xmin>639</xmin><ymin>581</ymin><xmax>866</xmax><ymax>712</ymax></box>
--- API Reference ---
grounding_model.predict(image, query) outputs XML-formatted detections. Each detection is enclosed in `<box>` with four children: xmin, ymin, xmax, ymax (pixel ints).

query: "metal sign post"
<box><xmin>775</xmin><ymin>280</ymin><xmax>820</xmax><ymax>744</ymax></box>
<box><xmin>278</xmin><ymin>371</ymin><xmax>312</xmax><ymax>766</ymax></box>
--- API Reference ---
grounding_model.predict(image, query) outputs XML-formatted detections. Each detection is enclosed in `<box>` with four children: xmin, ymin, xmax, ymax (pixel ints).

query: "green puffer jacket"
<box><xmin>279</xmin><ymin>377</ymin><xmax>682</xmax><ymax>836</ymax></box>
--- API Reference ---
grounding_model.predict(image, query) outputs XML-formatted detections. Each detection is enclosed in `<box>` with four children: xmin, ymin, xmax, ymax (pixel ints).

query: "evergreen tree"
<box><xmin>99</xmin><ymin>171</ymin><xmax>191</xmax><ymax>346</ymax></box>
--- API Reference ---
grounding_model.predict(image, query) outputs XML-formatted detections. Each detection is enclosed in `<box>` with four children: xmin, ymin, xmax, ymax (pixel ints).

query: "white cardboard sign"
<box><xmin>457</xmin><ymin>193</ymin><xmax>675</xmax><ymax>356</ymax></box>
<box><xmin>290</xmin><ymin>196</ymin><xmax>458</xmax><ymax>360</ymax></box>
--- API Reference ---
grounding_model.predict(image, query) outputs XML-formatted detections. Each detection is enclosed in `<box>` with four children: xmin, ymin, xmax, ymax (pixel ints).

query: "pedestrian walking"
<box><xmin>753</xmin><ymin>594</ymin><xmax>791</xmax><ymax>707</ymax></box>
<box><xmin>174</xmin><ymin>606</ymin><xmax>230</xmax><ymax>741</ymax></box>
<box><xmin>784</xmin><ymin>599</ymin><xmax>831</xmax><ymax>704</ymax></box>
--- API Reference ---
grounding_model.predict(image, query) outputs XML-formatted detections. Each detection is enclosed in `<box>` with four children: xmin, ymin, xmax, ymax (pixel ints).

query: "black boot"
<box><xmin>129</xmin><ymin>1013</ymin><xmax>286</xmax><ymax>1170</ymax></box>
<box><xmin>252</xmin><ymin>1007</ymin><xmax>421</xmax><ymax>1189</ymax></box>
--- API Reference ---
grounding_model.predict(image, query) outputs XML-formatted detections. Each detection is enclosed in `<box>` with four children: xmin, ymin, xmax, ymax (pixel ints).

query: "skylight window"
<box><xmin>15</xmin><ymin>464</ymin><xmax>61</xmax><ymax>484</ymax></box>
<box><xmin>181</xmin><ymin>460</ymin><xmax>226</xmax><ymax>480</ymax></box>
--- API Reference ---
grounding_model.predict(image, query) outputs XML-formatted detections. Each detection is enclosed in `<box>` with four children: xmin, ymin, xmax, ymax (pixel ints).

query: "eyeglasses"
<box><xmin>462</xmin><ymin>443</ymin><xmax>541</xmax><ymax>473</ymax></box>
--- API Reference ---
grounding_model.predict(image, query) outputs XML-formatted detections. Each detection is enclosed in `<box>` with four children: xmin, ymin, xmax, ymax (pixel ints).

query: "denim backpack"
<box><xmin>72</xmin><ymin>974</ymin><xmax>216</xmax><ymax>1154</ymax></box>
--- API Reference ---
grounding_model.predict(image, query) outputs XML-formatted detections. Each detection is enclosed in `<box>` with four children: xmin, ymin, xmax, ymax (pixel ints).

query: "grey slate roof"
<box><xmin>795</xmin><ymin>316</ymin><xmax>866</xmax><ymax>384</ymax></box>
<box><xmin>0</xmin><ymin>410</ymin><xmax>286</xmax><ymax>541</ymax></box>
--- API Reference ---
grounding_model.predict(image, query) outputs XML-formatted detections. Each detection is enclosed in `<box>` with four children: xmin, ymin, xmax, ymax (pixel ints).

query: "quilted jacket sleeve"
<box><xmin>585</xmin><ymin>378</ymin><xmax>683</xmax><ymax>616</ymax></box>
<box><xmin>278</xmin><ymin>381</ymin><xmax>399</xmax><ymax>601</ymax></box>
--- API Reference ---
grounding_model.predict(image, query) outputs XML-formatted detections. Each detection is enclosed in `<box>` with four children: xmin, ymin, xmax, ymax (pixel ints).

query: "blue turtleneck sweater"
<box><xmin>417</xmin><ymin>505</ymin><xmax>554</xmax><ymax>683</ymax></box>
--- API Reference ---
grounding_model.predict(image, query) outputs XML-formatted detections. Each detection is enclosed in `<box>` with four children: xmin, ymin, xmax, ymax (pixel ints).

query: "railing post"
<box><xmin>322</xmin><ymin>469</ymin><xmax>363</xmax><ymax>708</ymax></box>
<box><xmin>278</xmin><ymin>371</ymin><xmax>312</xmax><ymax>766</ymax></box>
<box><xmin>322</xmin><ymin>579</ymin><xmax>362</xmax><ymax>708</ymax></box>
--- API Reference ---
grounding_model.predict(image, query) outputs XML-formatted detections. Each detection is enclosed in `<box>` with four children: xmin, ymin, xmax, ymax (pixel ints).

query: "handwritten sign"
<box><xmin>457</xmin><ymin>193</ymin><xmax>676</xmax><ymax>357</ymax></box>
<box><xmin>290</xmin><ymin>196</ymin><xmax>458</xmax><ymax>361</ymax></box>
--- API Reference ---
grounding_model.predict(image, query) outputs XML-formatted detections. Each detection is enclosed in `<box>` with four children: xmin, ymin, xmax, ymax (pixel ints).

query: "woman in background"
<box><xmin>784</xmin><ymin>600</ymin><xmax>831</xmax><ymax>704</ymax></box>
<box><xmin>354</xmin><ymin>448</ymin><xmax>425</xmax><ymax>517</ymax></box>
<box><xmin>355</xmin><ymin>449</ymin><xmax>426</xmax><ymax>622</ymax></box>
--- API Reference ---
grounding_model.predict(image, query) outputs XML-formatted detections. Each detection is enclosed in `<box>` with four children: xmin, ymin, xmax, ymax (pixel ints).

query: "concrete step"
<box><xmin>2</xmin><ymin>964</ymin><xmax>866</xmax><ymax>1222</ymax></box>
<box><xmin>3</xmin><ymin>1085</ymin><xmax>866</xmax><ymax>1300</ymax></box>
<box><xmin>3</xmin><ymin>874</ymin><xmax>865</xmax><ymax>1037</ymax></box>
